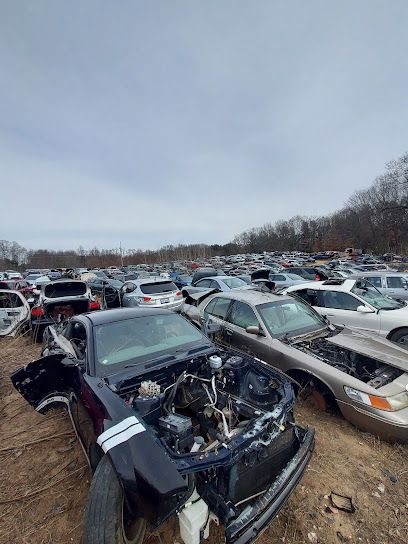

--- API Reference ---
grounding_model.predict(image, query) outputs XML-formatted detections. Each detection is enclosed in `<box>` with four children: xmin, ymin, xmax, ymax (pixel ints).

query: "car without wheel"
<box><xmin>283</xmin><ymin>278</ymin><xmax>408</xmax><ymax>346</ymax></box>
<box><xmin>181</xmin><ymin>289</ymin><xmax>408</xmax><ymax>442</ymax></box>
<box><xmin>11</xmin><ymin>308</ymin><xmax>314</xmax><ymax>544</ymax></box>
<box><xmin>30</xmin><ymin>279</ymin><xmax>100</xmax><ymax>341</ymax></box>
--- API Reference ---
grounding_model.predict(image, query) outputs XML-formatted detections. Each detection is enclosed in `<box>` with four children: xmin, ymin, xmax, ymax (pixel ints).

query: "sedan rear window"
<box><xmin>44</xmin><ymin>282</ymin><xmax>87</xmax><ymax>298</ymax></box>
<box><xmin>140</xmin><ymin>281</ymin><xmax>177</xmax><ymax>294</ymax></box>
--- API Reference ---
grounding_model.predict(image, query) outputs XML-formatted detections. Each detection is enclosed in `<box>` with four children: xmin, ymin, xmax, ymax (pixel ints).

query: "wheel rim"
<box><xmin>397</xmin><ymin>334</ymin><xmax>408</xmax><ymax>345</ymax></box>
<box><xmin>121</xmin><ymin>499</ymin><xmax>146</xmax><ymax>544</ymax></box>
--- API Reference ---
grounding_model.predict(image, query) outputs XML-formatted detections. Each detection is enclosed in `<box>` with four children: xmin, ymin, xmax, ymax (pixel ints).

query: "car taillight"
<box><xmin>176</xmin><ymin>291</ymin><xmax>182</xmax><ymax>297</ymax></box>
<box><xmin>143</xmin><ymin>296</ymin><xmax>152</xmax><ymax>302</ymax></box>
<box><xmin>315</xmin><ymin>274</ymin><xmax>321</xmax><ymax>281</ymax></box>
<box><xmin>31</xmin><ymin>307</ymin><xmax>44</xmax><ymax>317</ymax></box>
<box><xmin>89</xmin><ymin>301</ymin><xmax>100</xmax><ymax>310</ymax></box>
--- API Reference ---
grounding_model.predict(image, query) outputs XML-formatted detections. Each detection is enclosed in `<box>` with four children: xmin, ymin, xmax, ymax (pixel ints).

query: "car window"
<box><xmin>321</xmin><ymin>291</ymin><xmax>360</xmax><ymax>311</ymax></box>
<box><xmin>140</xmin><ymin>281</ymin><xmax>177</xmax><ymax>294</ymax></box>
<box><xmin>272</xmin><ymin>274</ymin><xmax>286</xmax><ymax>281</ymax></box>
<box><xmin>196</xmin><ymin>279</ymin><xmax>213</xmax><ymax>288</ymax></box>
<box><xmin>258</xmin><ymin>298</ymin><xmax>326</xmax><ymax>338</ymax></box>
<box><xmin>363</xmin><ymin>276</ymin><xmax>382</xmax><ymax>288</ymax></box>
<box><xmin>293</xmin><ymin>288</ymin><xmax>319</xmax><ymax>306</ymax></box>
<box><xmin>228</xmin><ymin>301</ymin><xmax>259</xmax><ymax>329</ymax></box>
<box><xmin>204</xmin><ymin>297</ymin><xmax>231</xmax><ymax>320</ymax></box>
<box><xmin>222</xmin><ymin>277</ymin><xmax>247</xmax><ymax>289</ymax></box>
<box><xmin>386</xmin><ymin>276</ymin><xmax>406</xmax><ymax>289</ymax></box>
<box><xmin>210</xmin><ymin>280</ymin><xmax>221</xmax><ymax>289</ymax></box>
<box><xmin>0</xmin><ymin>292</ymin><xmax>23</xmax><ymax>308</ymax></box>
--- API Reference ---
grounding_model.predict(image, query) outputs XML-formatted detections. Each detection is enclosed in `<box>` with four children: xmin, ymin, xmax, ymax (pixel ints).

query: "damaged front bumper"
<box><xmin>225</xmin><ymin>426</ymin><xmax>315</xmax><ymax>544</ymax></box>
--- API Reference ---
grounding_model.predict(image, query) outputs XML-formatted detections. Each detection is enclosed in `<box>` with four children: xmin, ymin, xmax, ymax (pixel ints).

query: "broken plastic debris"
<box><xmin>382</xmin><ymin>468</ymin><xmax>397</xmax><ymax>483</ymax></box>
<box><xmin>329</xmin><ymin>492</ymin><xmax>355</xmax><ymax>513</ymax></box>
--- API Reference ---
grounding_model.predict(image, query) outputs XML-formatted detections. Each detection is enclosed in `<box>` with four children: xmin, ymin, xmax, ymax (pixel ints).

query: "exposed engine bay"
<box><xmin>294</xmin><ymin>337</ymin><xmax>403</xmax><ymax>388</ymax></box>
<box><xmin>115</xmin><ymin>349</ymin><xmax>313</xmax><ymax>542</ymax></box>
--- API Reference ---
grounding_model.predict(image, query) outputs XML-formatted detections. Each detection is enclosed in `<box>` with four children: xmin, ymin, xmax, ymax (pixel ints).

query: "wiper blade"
<box><xmin>124</xmin><ymin>354</ymin><xmax>176</xmax><ymax>368</ymax></box>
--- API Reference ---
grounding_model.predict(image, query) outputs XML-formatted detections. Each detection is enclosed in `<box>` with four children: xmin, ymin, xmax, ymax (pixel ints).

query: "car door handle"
<box><xmin>225</xmin><ymin>329</ymin><xmax>233</xmax><ymax>336</ymax></box>
<box><xmin>325</xmin><ymin>314</ymin><xmax>334</xmax><ymax>317</ymax></box>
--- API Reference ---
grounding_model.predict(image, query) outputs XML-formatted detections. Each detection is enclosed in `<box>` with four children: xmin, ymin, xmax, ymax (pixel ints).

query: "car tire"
<box><xmin>83</xmin><ymin>455</ymin><xmax>147</xmax><ymax>544</ymax></box>
<box><xmin>389</xmin><ymin>328</ymin><xmax>408</xmax><ymax>346</ymax></box>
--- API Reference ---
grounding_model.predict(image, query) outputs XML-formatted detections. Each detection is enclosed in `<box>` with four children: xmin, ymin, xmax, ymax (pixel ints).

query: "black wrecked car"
<box><xmin>11</xmin><ymin>308</ymin><xmax>314</xmax><ymax>544</ymax></box>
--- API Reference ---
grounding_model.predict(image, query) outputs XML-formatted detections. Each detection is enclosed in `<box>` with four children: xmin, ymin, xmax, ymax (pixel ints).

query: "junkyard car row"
<box><xmin>3</xmin><ymin>250</ymin><xmax>408</xmax><ymax>544</ymax></box>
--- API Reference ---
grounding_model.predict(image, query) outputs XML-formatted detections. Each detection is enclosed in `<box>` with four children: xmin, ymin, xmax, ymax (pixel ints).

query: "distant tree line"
<box><xmin>1</xmin><ymin>152</ymin><xmax>407</xmax><ymax>270</ymax></box>
<box><xmin>233</xmin><ymin>152</ymin><xmax>408</xmax><ymax>254</ymax></box>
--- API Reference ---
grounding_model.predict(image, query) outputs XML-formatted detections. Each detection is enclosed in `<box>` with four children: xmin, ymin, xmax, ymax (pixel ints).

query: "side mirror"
<box><xmin>357</xmin><ymin>305</ymin><xmax>374</xmax><ymax>313</ymax></box>
<box><xmin>246</xmin><ymin>325</ymin><xmax>261</xmax><ymax>335</ymax></box>
<box><xmin>203</xmin><ymin>320</ymin><xmax>222</xmax><ymax>337</ymax></box>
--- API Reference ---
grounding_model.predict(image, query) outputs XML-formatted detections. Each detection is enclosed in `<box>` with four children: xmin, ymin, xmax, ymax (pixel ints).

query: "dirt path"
<box><xmin>1</xmin><ymin>337</ymin><xmax>407</xmax><ymax>544</ymax></box>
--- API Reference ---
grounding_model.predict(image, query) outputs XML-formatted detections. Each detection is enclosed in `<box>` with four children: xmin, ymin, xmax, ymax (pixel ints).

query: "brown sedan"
<box><xmin>182</xmin><ymin>289</ymin><xmax>408</xmax><ymax>442</ymax></box>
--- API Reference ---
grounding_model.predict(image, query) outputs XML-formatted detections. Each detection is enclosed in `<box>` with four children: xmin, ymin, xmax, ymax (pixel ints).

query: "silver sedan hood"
<box><xmin>327</xmin><ymin>327</ymin><xmax>408</xmax><ymax>372</ymax></box>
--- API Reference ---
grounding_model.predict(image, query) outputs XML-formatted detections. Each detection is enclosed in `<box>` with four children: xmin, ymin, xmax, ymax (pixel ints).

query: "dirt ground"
<box><xmin>1</xmin><ymin>336</ymin><xmax>407</xmax><ymax>544</ymax></box>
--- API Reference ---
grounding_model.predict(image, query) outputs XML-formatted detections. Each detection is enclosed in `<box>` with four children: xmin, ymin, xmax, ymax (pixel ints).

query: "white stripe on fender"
<box><xmin>97</xmin><ymin>416</ymin><xmax>140</xmax><ymax>446</ymax></box>
<box><xmin>100</xmin><ymin>423</ymin><xmax>145</xmax><ymax>453</ymax></box>
<box><xmin>36</xmin><ymin>395</ymin><xmax>70</xmax><ymax>412</ymax></box>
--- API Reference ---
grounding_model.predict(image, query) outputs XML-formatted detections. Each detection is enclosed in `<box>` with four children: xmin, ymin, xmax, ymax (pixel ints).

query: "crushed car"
<box><xmin>30</xmin><ymin>279</ymin><xmax>100</xmax><ymax>341</ymax></box>
<box><xmin>0</xmin><ymin>289</ymin><xmax>30</xmax><ymax>336</ymax></box>
<box><xmin>182</xmin><ymin>289</ymin><xmax>408</xmax><ymax>442</ymax></box>
<box><xmin>11</xmin><ymin>308</ymin><xmax>314</xmax><ymax>544</ymax></box>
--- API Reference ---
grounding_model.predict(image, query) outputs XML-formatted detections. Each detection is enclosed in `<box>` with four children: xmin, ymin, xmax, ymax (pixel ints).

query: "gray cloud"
<box><xmin>1</xmin><ymin>1</ymin><xmax>408</xmax><ymax>250</ymax></box>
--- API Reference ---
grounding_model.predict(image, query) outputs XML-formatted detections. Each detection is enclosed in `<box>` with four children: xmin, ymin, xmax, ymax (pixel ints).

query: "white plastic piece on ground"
<box><xmin>179</xmin><ymin>490</ymin><xmax>209</xmax><ymax>544</ymax></box>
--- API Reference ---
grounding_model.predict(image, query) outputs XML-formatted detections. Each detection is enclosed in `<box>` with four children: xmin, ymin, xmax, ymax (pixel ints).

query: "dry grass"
<box><xmin>1</xmin><ymin>336</ymin><xmax>407</xmax><ymax>544</ymax></box>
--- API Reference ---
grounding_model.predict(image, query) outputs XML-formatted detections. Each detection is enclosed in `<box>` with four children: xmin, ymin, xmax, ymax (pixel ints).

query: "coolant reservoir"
<box><xmin>208</xmin><ymin>355</ymin><xmax>222</xmax><ymax>370</ymax></box>
<box><xmin>179</xmin><ymin>490</ymin><xmax>209</xmax><ymax>544</ymax></box>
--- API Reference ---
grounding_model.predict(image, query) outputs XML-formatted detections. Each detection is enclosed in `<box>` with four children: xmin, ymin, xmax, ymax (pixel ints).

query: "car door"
<box><xmin>223</xmin><ymin>300</ymin><xmax>268</xmax><ymax>356</ymax></box>
<box><xmin>201</xmin><ymin>296</ymin><xmax>232</xmax><ymax>342</ymax></box>
<box><xmin>385</xmin><ymin>275</ymin><xmax>408</xmax><ymax>301</ymax></box>
<box><xmin>318</xmin><ymin>290</ymin><xmax>380</xmax><ymax>333</ymax></box>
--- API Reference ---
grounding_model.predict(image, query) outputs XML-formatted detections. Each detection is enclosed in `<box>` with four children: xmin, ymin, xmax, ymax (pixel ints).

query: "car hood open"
<box><xmin>327</xmin><ymin>327</ymin><xmax>408</xmax><ymax>372</ymax></box>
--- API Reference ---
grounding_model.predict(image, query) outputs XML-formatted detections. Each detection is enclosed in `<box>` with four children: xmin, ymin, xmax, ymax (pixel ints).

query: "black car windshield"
<box><xmin>351</xmin><ymin>280</ymin><xmax>404</xmax><ymax>310</ymax></box>
<box><xmin>94</xmin><ymin>313</ymin><xmax>206</xmax><ymax>372</ymax></box>
<box><xmin>257</xmin><ymin>298</ymin><xmax>326</xmax><ymax>338</ymax></box>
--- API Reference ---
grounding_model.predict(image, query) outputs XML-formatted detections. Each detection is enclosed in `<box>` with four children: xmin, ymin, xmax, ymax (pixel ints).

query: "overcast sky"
<box><xmin>1</xmin><ymin>1</ymin><xmax>408</xmax><ymax>251</ymax></box>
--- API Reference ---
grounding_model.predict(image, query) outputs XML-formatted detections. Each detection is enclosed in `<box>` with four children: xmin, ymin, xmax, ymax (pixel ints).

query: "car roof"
<box><xmin>79</xmin><ymin>307</ymin><xmax>176</xmax><ymax>326</ymax></box>
<box><xmin>209</xmin><ymin>289</ymin><xmax>292</xmax><ymax>304</ymax></box>
<box><xmin>286</xmin><ymin>279</ymin><xmax>357</xmax><ymax>292</ymax></box>
<box><xmin>350</xmin><ymin>271</ymin><xmax>406</xmax><ymax>277</ymax></box>
<box><xmin>128</xmin><ymin>277</ymin><xmax>174</xmax><ymax>285</ymax></box>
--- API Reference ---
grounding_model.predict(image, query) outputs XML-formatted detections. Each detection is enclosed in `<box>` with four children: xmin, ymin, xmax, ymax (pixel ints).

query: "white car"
<box><xmin>0</xmin><ymin>290</ymin><xmax>30</xmax><ymax>336</ymax></box>
<box><xmin>283</xmin><ymin>278</ymin><xmax>408</xmax><ymax>346</ymax></box>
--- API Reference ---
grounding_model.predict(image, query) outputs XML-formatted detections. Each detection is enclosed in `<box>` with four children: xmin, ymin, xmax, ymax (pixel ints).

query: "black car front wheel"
<box><xmin>83</xmin><ymin>455</ymin><xmax>147</xmax><ymax>544</ymax></box>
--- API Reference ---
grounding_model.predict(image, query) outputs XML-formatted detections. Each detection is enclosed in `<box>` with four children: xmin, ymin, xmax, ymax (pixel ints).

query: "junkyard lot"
<box><xmin>1</xmin><ymin>337</ymin><xmax>407</xmax><ymax>544</ymax></box>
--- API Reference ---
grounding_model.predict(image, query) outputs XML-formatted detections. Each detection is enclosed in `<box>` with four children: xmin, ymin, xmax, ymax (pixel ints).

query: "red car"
<box><xmin>0</xmin><ymin>279</ymin><xmax>34</xmax><ymax>297</ymax></box>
